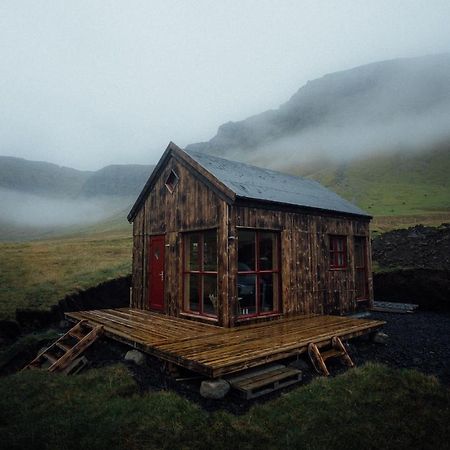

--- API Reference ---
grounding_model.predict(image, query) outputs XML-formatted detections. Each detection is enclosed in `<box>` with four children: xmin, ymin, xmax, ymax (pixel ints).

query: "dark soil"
<box><xmin>372</xmin><ymin>223</ymin><xmax>450</xmax><ymax>270</ymax></box>
<box><xmin>372</xmin><ymin>224</ymin><xmax>450</xmax><ymax>311</ymax></box>
<box><xmin>373</xmin><ymin>269</ymin><xmax>450</xmax><ymax>311</ymax></box>
<box><xmin>15</xmin><ymin>275</ymin><xmax>131</xmax><ymax>329</ymax></box>
<box><xmin>79</xmin><ymin>309</ymin><xmax>450</xmax><ymax>414</ymax></box>
<box><xmin>350</xmin><ymin>311</ymin><xmax>450</xmax><ymax>384</ymax></box>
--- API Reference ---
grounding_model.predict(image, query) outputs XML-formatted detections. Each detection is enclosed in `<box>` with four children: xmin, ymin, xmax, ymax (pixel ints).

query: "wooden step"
<box><xmin>321</xmin><ymin>349</ymin><xmax>344</xmax><ymax>360</ymax></box>
<box><xmin>56</xmin><ymin>342</ymin><xmax>71</xmax><ymax>352</ymax></box>
<box><xmin>227</xmin><ymin>364</ymin><xmax>302</xmax><ymax>399</ymax></box>
<box><xmin>69</xmin><ymin>330</ymin><xmax>85</xmax><ymax>340</ymax></box>
<box><xmin>308</xmin><ymin>336</ymin><xmax>355</xmax><ymax>376</ymax></box>
<box><xmin>43</xmin><ymin>353</ymin><xmax>58</xmax><ymax>365</ymax></box>
<box><xmin>23</xmin><ymin>320</ymin><xmax>102</xmax><ymax>374</ymax></box>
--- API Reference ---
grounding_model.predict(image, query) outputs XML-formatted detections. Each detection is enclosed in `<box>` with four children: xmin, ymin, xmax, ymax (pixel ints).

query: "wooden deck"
<box><xmin>66</xmin><ymin>308</ymin><xmax>384</xmax><ymax>378</ymax></box>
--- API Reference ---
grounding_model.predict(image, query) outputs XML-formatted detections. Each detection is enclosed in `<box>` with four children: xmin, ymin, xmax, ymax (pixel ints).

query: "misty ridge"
<box><xmin>0</xmin><ymin>158</ymin><xmax>153</xmax><ymax>230</ymax></box>
<box><xmin>2</xmin><ymin>53</ymin><xmax>450</xmax><ymax>234</ymax></box>
<box><xmin>187</xmin><ymin>54</ymin><xmax>450</xmax><ymax>170</ymax></box>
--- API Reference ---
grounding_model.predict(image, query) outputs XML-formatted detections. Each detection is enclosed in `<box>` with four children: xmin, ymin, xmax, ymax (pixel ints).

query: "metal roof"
<box><xmin>185</xmin><ymin>149</ymin><xmax>370</xmax><ymax>217</ymax></box>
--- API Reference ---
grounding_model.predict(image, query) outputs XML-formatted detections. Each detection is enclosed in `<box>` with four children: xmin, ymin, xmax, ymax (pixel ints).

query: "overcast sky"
<box><xmin>1</xmin><ymin>0</ymin><xmax>450</xmax><ymax>170</ymax></box>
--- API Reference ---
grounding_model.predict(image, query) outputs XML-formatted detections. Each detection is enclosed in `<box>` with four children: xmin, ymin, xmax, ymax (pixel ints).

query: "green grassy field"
<box><xmin>295</xmin><ymin>145</ymin><xmax>450</xmax><ymax>218</ymax></box>
<box><xmin>1</xmin><ymin>363</ymin><xmax>448</xmax><ymax>450</ymax></box>
<box><xmin>0</xmin><ymin>230</ymin><xmax>131</xmax><ymax>320</ymax></box>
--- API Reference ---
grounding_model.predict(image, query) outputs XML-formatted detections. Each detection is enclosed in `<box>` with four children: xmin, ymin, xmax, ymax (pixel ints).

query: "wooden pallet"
<box><xmin>371</xmin><ymin>301</ymin><xmax>418</xmax><ymax>314</ymax></box>
<box><xmin>308</xmin><ymin>336</ymin><xmax>354</xmax><ymax>376</ymax></box>
<box><xmin>23</xmin><ymin>320</ymin><xmax>103</xmax><ymax>373</ymax></box>
<box><xmin>226</xmin><ymin>364</ymin><xmax>302</xmax><ymax>399</ymax></box>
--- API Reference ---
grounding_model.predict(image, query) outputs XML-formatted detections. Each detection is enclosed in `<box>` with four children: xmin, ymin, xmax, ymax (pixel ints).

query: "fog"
<box><xmin>243</xmin><ymin>101</ymin><xmax>450</xmax><ymax>171</ymax></box>
<box><xmin>1</xmin><ymin>1</ymin><xmax>450</xmax><ymax>169</ymax></box>
<box><xmin>0</xmin><ymin>189</ymin><xmax>130</xmax><ymax>227</ymax></box>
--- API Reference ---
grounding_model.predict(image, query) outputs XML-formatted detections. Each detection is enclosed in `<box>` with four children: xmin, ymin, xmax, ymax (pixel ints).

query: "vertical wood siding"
<box><xmin>131</xmin><ymin>156</ymin><xmax>227</xmax><ymax>324</ymax></box>
<box><xmin>131</xmin><ymin>155</ymin><xmax>372</xmax><ymax>327</ymax></box>
<box><xmin>232</xmin><ymin>205</ymin><xmax>373</xmax><ymax>318</ymax></box>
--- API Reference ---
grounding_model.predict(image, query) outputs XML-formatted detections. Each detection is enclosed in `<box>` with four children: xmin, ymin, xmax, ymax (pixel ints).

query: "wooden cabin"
<box><xmin>127</xmin><ymin>142</ymin><xmax>373</xmax><ymax>328</ymax></box>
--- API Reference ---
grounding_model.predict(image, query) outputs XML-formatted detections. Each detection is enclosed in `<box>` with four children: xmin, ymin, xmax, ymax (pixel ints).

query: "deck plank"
<box><xmin>66</xmin><ymin>309</ymin><xmax>384</xmax><ymax>377</ymax></box>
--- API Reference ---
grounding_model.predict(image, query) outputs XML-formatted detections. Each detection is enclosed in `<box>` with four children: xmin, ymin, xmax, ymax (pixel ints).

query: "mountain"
<box><xmin>0</xmin><ymin>157</ymin><xmax>154</xmax><ymax>240</ymax></box>
<box><xmin>0</xmin><ymin>156</ymin><xmax>92</xmax><ymax>197</ymax></box>
<box><xmin>79</xmin><ymin>164</ymin><xmax>154</xmax><ymax>197</ymax></box>
<box><xmin>0</xmin><ymin>156</ymin><xmax>153</xmax><ymax>199</ymax></box>
<box><xmin>186</xmin><ymin>54</ymin><xmax>450</xmax><ymax>167</ymax></box>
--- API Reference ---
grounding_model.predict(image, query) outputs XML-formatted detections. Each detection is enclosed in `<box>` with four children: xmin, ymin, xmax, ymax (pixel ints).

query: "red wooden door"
<box><xmin>148</xmin><ymin>235</ymin><xmax>165</xmax><ymax>311</ymax></box>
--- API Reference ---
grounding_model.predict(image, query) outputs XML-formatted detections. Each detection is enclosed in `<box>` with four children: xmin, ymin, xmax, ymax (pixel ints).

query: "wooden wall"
<box><xmin>131</xmin><ymin>155</ymin><xmax>230</xmax><ymax>325</ymax></box>
<box><xmin>228</xmin><ymin>204</ymin><xmax>373</xmax><ymax>326</ymax></box>
<box><xmin>131</xmin><ymin>154</ymin><xmax>373</xmax><ymax>328</ymax></box>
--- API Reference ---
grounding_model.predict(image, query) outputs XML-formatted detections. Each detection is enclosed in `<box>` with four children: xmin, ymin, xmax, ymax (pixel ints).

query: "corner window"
<box><xmin>183</xmin><ymin>230</ymin><xmax>217</xmax><ymax>317</ymax></box>
<box><xmin>237</xmin><ymin>230</ymin><xmax>280</xmax><ymax>317</ymax></box>
<box><xmin>165</xmin><ymin>170</ymin><xmax>179</xmax><ymax>193</ymax></box>
<box><xmin>329</xmin><ymin>235</ymin><xmax>347</xmax><ymax>269</ymax></box>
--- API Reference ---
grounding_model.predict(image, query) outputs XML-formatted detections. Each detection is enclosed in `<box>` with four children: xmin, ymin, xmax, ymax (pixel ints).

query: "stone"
<box><xmin>372</xmin><ymin>332</ymin><xmax>389</xmax><ymax>345</ymax></box>
<box><xmin>124</xmin><ymin>349</ymin><xmax>146</xmax><ymax>366</ymax></box>
<box><xmin>200</xmin><ymin>379</ymin><xmax>230</xmax><ymax>399</ymax></box>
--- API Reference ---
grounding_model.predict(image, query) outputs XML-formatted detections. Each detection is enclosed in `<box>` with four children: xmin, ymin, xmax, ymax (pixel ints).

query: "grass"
<box><xmin>294</xmin><ymin>145</ymin><xmax>450</xmax><ymax>218</ymax></box>
<box><xmin>0</xmin><ymin>230</ymin><xmax>131</xmax><ymax>320</ymax></box>
<box><xmin>0</xmin><ymin>363</ymin><xmax>449</xmax><ymax>449</ymax></box>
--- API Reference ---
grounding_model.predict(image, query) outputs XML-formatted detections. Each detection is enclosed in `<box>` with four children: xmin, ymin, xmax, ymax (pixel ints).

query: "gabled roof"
<box><xmin>127</xmin><ymin>142</ymin><xmax>370</xmax><ymax>222</ymax></box>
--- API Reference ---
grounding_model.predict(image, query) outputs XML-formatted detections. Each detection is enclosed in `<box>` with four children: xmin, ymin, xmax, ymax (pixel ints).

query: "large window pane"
<box><xmin>259</xmin><ymin>273</ymin><xmax>279</xmax><ymax>313</ymax></box>
<box><xmin>184</xmin><ymin>230</ymin><xmax>218</xmax><ymax>317</ymax></box>
<box><xmin>185</xmin><ymin>273</ymin><xmax>200</xmax><ymax>312</ymax></box>
<box><xmin>203</xmin><ymin>230</ymin><xmax>217</xmax><ymax>271</ymax></box>
<box><xmin>237</xmin><ymin>274</ymin><xmax>256</xmax><ymax>315</ymax></box>
<box><xmin>259</xmin><ymin>232</ymin><xmax>278</xmax><ymax>270</ymax></box>
<box><xmin>238</xmin><ymin>230</ymin><xmax>255</xmax><ymax>271</ymax></box>
<box><xmin>203</xmin><ymin>275</ymin><xmax>218</xmax><ymax>315</ymax></box>
<box><xmin>185</xmin><ymin>234</ymin><xmax>200</xmax><ymax>271</ymax></box>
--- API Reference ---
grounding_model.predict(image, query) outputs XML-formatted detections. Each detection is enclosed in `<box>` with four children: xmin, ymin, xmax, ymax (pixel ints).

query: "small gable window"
<box><xmin>165</xmin><ymin>170</ymin><xmax>179</xmax><ymax>193</ymax></box>
<box><xmin>329</xmin><ymin>235</ymin><xmax>347</xmax><ymax>269</ymax></box>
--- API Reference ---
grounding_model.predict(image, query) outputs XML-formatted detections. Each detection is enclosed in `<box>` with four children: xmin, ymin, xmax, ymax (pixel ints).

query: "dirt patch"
<box><xmin>15</xmin><ymin>275</ymin><xmax>131</xmax><ymax>329</ymax></box>
<box><xmin>372</xmin><ymin>224</ymin><xmax>450</xmax><ymax>311</ymax></box>
<box><xmin>350</xmin><ymin>310</ymin><xmax>450</xmax><ymax>384</ymax></box>
<box><xmin>373</xmin><ymin>223</ymin><xmax>450</xmax><ymax>270</ymax></box>
<box><xmin>373</xmin><ymin>269</ymin><xmax>450</xmax><ymax>311</ymax></box>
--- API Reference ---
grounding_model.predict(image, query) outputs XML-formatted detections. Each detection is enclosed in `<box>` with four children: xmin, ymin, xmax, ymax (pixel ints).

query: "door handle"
<box><xmin>159</xmin><ymin>271</ymin><xmax>164</xmax><ymax>281</ymax></box>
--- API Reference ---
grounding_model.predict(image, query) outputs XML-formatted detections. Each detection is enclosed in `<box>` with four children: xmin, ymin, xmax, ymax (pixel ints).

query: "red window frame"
<box><xmin>182</xmin><ymin>230</ymin><xmax>218</xmax><ymax>318</ymax></box>
<box><xmin>237</xmin><ymin>230</ymin><xmax>281</xmax><ymax>318</ymax></box>
<box><xmin>329</xmin><ymin>235</ymin><xmax>347</xmax><ymax>270</ymax></box>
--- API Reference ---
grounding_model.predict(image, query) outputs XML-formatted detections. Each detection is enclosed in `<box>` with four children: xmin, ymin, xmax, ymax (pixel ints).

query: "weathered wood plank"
<box><xmin>66</xmin><ymin>308</ymin><xmax>383</xmax><ymax>378</ymax></box>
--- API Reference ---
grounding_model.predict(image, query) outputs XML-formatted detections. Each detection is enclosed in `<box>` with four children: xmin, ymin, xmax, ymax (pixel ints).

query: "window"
<box><xmin>329</xmin><ymin>235</ymin><xmax>347</xmax><ymax>269</ymax></box>
<box><xmin>183</xmin><ymin>230</ymin><xmax>218</xmax><ymax>317</ymax></box>
<box><xmin>237</xmin><ymin>230</ymin><xmax>280</xmax><ymax>317</ymax></box>
<box><xmin>165</xmin><ymin>170</ymin><xmax>179</xmax><ymax>193</ymax></box>
<box><xmin>354</xmin><ymin>236</ymin><xmax>368</xmax><ymax>300</ymax></box>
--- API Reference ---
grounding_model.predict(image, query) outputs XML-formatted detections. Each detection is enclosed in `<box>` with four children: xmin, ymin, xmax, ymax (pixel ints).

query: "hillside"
<box><xmin>186</xmin><ymin>54</ymin><xmax>450</xmax><ymax>167</ymax></box>
<box><xmin>79</xmin><ymin>164</ymin><xmax>154</xmax><ymax>197</ymax></box>
<box><xmin>0</xmin><ymin>158</ymin><xmax>153</xmax><ymax>241</ymax></box>
<box><xmin>294</xmin><ymin>142</ymin><xmax>450</xmax><ymax>217</ymax></box>
<box><xmin>0</xmin><ymin>156</ymin><xmax>92</xmax><ymax>197</ymax></box>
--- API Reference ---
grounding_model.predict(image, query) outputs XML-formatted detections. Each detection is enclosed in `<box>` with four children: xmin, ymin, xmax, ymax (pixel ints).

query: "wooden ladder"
<box><xmin>308</xmin><ymin>336</ymin><xmax>354</xmax><ymax>376</ymax></box>
<box><xmin>24</xmin><ymin>320</ymin><xmax>103</xmax><ymax>373</ymax></box>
